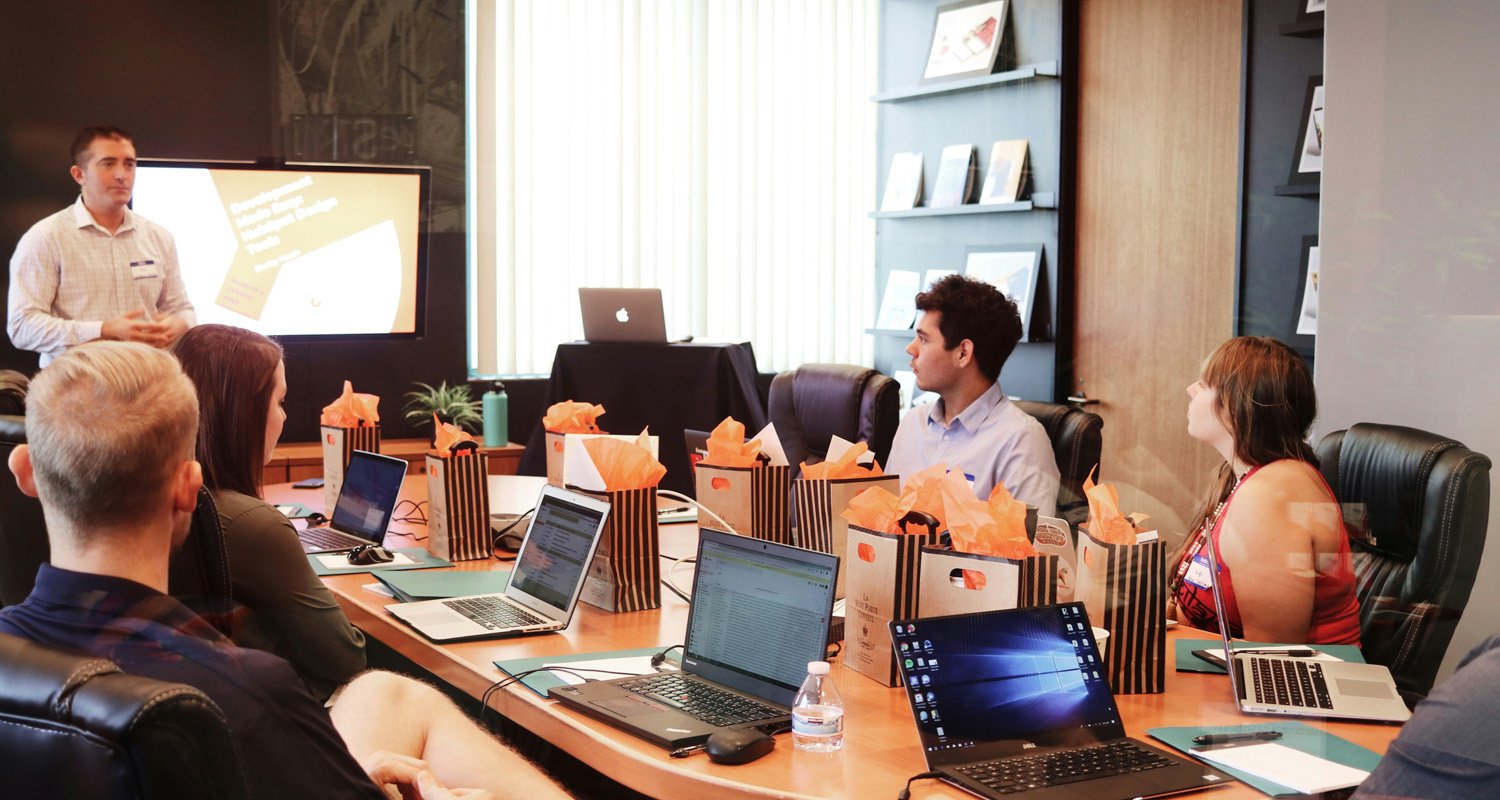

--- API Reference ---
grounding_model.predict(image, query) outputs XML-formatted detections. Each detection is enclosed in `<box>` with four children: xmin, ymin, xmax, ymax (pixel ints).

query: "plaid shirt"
<box><xmin>7</xmin><ymin>196</ymin><xmax>196</xmax><ymax>365</ymax></box>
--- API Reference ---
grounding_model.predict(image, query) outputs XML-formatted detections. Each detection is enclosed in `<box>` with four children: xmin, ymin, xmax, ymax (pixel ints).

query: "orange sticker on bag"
<box><xmin>711</xmin><ymin>477</ymin><xmax>731</xmax><ymax>491</ymax></box>
<box><xmin>553</xmin><ymin>440</ymin><xmax>564</xmax><ymax>453</ymax></box>
<box><xmin>857</xmin><ymin>543</ymin><xmax>876</xmax><ymax>562</ymax></box>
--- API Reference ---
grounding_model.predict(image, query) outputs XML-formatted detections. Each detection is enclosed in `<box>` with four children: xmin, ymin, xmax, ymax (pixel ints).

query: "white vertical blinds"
<box><xmin>470</xmin><ymin>0</ymin><xmax>878</xmax><ymax>375</ymax></box>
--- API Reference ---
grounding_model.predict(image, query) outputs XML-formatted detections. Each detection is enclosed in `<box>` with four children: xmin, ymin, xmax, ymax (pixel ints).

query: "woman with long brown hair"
<box><xmin>174</xmin><ymin>324</ymin><xmax>366</xmax><ymax>698</ymax></box>
<box><xmin>1169</xmin><ymin>336</ymin><xmax>1360</xmax><ymax>645</ymax></box>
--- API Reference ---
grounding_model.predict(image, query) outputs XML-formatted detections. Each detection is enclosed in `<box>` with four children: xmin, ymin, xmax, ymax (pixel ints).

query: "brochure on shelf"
<box><xmin>979</xmin><ymin>139</ymin><xmax>1031</xmax><ymax>204</ymax></box>
<box><xmin>880</xmin><ymin>151</ymin><xmax>924</xmax><ymax>211</ymax></box>
<box><xmin>929</xmin><ymin>143</ymin><xmax>977</xmax><ymax>208</ymax></box>
<box><xmin>875</xmin><ymin>270</ymin><xmax>921</xmax><ymax>330</ymax></box>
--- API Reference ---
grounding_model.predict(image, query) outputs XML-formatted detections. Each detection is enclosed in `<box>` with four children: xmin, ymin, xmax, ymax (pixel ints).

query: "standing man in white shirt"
<box><xmin>885</xmin><ymin>274</ymin><xmax>1061</xmax><ymax>516</ymax></box>
<box><xmin>8</xmin><ymin>126</ymin><xmax>195</xmax><ymax>366</ymax></box>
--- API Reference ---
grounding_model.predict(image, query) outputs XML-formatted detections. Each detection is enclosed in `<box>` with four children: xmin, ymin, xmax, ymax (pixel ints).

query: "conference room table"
<box><xmin>271</xmin><ymin>474</ymin><xmax>1403</xmax><ymax>799</ymax></box>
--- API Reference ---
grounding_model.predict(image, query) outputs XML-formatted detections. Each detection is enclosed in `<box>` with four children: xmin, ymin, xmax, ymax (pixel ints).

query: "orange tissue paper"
<box><xmin>432</xmin><ymin>414</ymin><xmax>479</xmax><ymax>457</ymax></box>
<box><xmin>581</xmin><ymin>431</ymin><xmax>667</xmax><ymax>491</ymax></box>
<box><xmin>841</xmin><ymin>486</ymin><xmax>914</xmax><ymax>536</ymax></box>
<box><xmin>1082</xmin><ymin>467</ymin><xmax>1149</xmax><ymax>545</ymax></box>
<box><xmin>320</xmin><ymin>380</ymin><xmax>380</xmax><ymax>427</ymax></box>
<box><xmin>800</xmin><ymin>441</ymin><xmax>885</xmax><ymax>481</ymax></box>
<box><xmin>543</xmin><ymin>401</ymin><xmax>606</xmax><ymax>434</ymax></box>
<box><xmin>701</xmin><ymin>416</ymin><xmax>764</xmax><ymax>468</ymax></box>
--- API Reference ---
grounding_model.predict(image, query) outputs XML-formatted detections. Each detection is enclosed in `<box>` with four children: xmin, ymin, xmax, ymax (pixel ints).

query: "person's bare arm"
<box><xmin>1216</xmin><ymin>462</ymin><xmax>1337</xmax><ymax>643</ymax></box>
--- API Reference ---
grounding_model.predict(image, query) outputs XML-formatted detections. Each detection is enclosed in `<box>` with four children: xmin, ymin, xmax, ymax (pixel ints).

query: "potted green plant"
<box><xmin>403</xmin><ymin>381</ymin><xmax>483</xmax><ymax>442</ymax></box>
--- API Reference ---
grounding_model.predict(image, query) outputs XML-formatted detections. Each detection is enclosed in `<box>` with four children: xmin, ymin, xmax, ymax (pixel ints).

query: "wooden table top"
<box><xmin>272</xmin><ymin>476</ymin><xmax>1401</xmax><ymax>800</ymax></box>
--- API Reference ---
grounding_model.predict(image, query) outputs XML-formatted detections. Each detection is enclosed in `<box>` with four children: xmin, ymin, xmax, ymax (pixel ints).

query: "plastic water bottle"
<box><xmin>482</xmin><ymin>381</ymin><xmax>508</xmax><ymax>447</ymax></box>
<box><xmin>791</xmin><ymin>660</ymin><xmax>844</xmax><ymax>752</ymax></box>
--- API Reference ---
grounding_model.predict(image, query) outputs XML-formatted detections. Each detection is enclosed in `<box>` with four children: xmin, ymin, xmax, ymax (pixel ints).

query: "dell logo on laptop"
<box><xmin>1021</xmin><ymin>742</ymin><xmax>1037</xmax><ymax>750</ymax></box>
<box><xmin>666</xmin><ymin>727</ymin><xmax>690</xmax><ymax>734</ymax></box>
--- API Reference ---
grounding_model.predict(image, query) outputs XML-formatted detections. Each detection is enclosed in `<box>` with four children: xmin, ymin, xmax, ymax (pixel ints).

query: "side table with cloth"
<box><xmin>519</xmin><ymin>342</ymin><xmax>767</xmax><ymax>496</ymax></box>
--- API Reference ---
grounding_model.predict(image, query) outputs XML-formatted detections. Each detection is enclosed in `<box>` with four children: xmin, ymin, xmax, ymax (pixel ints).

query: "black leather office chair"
<box><xmin>0</xmin><ymin>632</ymin><xmax>250</xmax><ymax>798</ymax></box>
<box><xmin>1013</xmin><ymin>400</ymin><xmax>1103</xmax><ymax>530</ymax></box>
<box><xmin>1316</xmin><ymin>423</ymin><xmax>1491</xmax><ymax>703</ymax></box>
<box><xmin>767</xmin><ymin>364</ymin><xmax>900</xmax><ymax>471</ymax></box>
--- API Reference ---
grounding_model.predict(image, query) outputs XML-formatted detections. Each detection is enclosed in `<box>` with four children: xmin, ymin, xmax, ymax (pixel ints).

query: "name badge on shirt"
<box><xmin>129</xmin><ymin>260</ymin><xmax>160</xmax><ymax>280</ymax></box>
<box><xmin>1183</xmin><ymin>552</ymin><xmax>1214</xmax><ymax>589</ymax></box>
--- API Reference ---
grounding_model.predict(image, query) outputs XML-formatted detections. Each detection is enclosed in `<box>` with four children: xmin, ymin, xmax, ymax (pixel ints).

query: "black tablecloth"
<box><xmin>518</xmin><ymin>342</ymin><xmax>768</xmax><ymax>496</ymax></box>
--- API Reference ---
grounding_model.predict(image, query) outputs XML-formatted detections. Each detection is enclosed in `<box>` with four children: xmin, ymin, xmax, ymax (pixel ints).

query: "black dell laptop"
<box><xmin>891</xmin><ymin>604</ymin><xmax>1232</xmax><ymax>800</ymax></box>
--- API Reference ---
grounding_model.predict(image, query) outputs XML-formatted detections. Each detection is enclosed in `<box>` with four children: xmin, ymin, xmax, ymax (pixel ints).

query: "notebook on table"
<box><xmin>579</xmin><ymin>287</ymin><xmax>668</xmax><ymax>343</ymax></box>
<box><xmin>387</xmin><ymin>486</ymin><xmax>610</xmax><ymax>642</ymax></box>
<box><xmin>1202</xmin><ymin>543</ymin><xmax>1410</xmax><ymax>723</ymax></box>
<box><xmin>890</xmin><ymin>604</ymin><xmax>1231</xmax><ymax>800</ymax></box>
<box><xmin>549</xmin><ymin>528</ymin><xmax>839</xmax><ymax>749</ymax></box>
<box><xmin>299</xmin><ymin>450</ymin><xmax>408</xmax><ymax>554</ymax></box>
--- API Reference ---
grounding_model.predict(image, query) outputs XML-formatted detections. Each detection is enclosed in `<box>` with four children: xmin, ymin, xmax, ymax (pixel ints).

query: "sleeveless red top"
<box><xmin>1171</xmin><ymin>463</ymin><xmax>1362</xmax><ymax>646</ymax></box>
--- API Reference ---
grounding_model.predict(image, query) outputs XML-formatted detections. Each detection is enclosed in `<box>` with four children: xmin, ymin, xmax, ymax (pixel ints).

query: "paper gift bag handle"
<box><xmin>450</xmin><ymin>440</ymin><xmax>479</xmax><ymax>455</ymax></box>
<box><xmin>898</xmin><ymin>510</ymin><xmax>941</xmax><ymax>537</ymax></box>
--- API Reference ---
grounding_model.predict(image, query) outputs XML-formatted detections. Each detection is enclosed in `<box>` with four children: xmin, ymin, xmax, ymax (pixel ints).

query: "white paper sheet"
<box><xmin>540</xmin><ymin>656</ymin><xmax>672</xmax><ymax>686</ymax></box>
<box><xmin>316</xmin><ymin>552</ymin><xmax>418</xmax><ymax>570</ymax></box>
<box><xmin>1194</xmin><ymin>742</ymin><xmax>1369</xmax><ymax>794</ymax></box>
<box><xmin>750</xmin><ymin>422</ymin><xmax>789</xmax><ymax>466</ymax></box>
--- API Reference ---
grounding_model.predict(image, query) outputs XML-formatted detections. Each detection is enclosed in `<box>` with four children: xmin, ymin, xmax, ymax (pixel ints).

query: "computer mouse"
<box><xmin>704</xmin><ymin>728</ymin><xmax>775</xmax><ymax>765</ymax></box>
<box><xmin>347</xmin><ymin>545</ymin><xmax>395</xmax><ymax>565</ymax></box>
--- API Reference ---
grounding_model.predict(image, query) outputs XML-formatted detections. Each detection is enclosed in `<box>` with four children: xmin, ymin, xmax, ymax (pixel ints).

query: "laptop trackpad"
<box><xmin>1336</xmin><ymin>677</ymin><xmax>1399</xmax><ymax>699</ymax></box>
<box><xmin>593</xmin><ymin>696</ymin><xmax>664</xmax><ymax>717</ymax></box>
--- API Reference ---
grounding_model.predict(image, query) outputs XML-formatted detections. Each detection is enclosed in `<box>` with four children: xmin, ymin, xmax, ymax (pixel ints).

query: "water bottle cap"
<box><xmin>490</xmin><ymin>380</ymin><xmax>506</xmax><ymax>393</ymax></box>
<box><xmin>807</xmin><ymin>660</ymin><xmax>830</xmax><ymax>675</ymax></box>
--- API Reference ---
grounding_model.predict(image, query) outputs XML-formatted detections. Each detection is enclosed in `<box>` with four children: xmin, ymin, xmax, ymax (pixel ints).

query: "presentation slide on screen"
<box><xmin>132</xmin><ymin>167</ymin><xmax>420</xmax><ymax>336</ymax></box>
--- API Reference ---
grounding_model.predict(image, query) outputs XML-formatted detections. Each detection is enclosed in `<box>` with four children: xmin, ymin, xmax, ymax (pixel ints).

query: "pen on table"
<box><xmin>1235</xmin><ymin>648</ymin><xmax>1321</xmax><ymax>657</ymax></box>
<box><xmin>1193</xmin><ymin>730</ymin><xmax>1283</xmax><ymax>746</ymax></box>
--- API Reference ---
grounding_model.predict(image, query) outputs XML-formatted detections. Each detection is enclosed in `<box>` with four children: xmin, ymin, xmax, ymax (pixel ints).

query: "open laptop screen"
<box><xmin>891</xmin><ymin>604</ymin><xmax>1126</xmax><ymax>766</ymax></box>
<box><xmin>682</xmin><ymin>529</ymin><xmax>838</xmax><ymax>706</ymax></box>
<box><xmin>329</xmin><ymin>451</ymin><xmax>408</xmax><ymax>541</ymax></box>
<box><xmin>508</xmin><ymin>490</ymin><xmax>608</xmax><ymax>611</ymax></box>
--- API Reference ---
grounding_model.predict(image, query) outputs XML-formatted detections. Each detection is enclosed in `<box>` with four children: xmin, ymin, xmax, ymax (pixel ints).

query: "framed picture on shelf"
<box><xmin>1288</xmin><ymin>76</ymin><xmax>1324</xmax><ymax>185</ymax></box>
<box><xmin>1298</xmin><ymin>0</ymin><xmax>1327</xmax><ymax>23</ymax></box>
<box><xmin>1295</xmin><ymin>236</ymin><xmax>1320</xmax><ymax>337</ymax></box>
<box><xmin>964</xmin><ymin>244</ymin><xmax>1043</xmax><ymax>340</ymax></box>
<box><xmin>921</xmin><ymin>0</ymin><xmax>1009</xmax><ymax>84</ymax></box>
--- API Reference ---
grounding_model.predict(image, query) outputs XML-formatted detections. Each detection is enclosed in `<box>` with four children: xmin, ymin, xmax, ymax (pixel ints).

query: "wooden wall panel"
<box><xmin>1072</xmin><ymin>0</ymin><xmax>1242</xmax><ymax>537</ymax></box>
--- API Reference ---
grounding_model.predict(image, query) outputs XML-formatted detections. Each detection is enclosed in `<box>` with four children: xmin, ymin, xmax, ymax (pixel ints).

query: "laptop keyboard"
<box><xmin>442</xmin><ymin>596</ymin><xmax>547</xmax><ymax>630</ymax></box>
<box><xmin>954</xmin><ymin>740</ymin><xmax>1175</xmax><ymax>795</ymax></box>
<box><xmin>301</xmin><ymin>526</ymin><xmax>372</xmax><ymax>551</ymax></box>
<box><xmin>617</xmin><ymin>673</ymin><xmax>781</xmax><ymax>728</ymax></box>
<box><xmin>1250</xmin><ymin>656</ymin><xmax>1334</xmax><ymax>709</ymax></box>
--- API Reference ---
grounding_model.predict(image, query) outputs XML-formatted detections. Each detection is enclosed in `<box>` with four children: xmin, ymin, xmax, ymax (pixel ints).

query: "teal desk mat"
<box><xmin>495</xmin><ymin>647</ymin><xmax>674</xmax><ymax>698</ymax></box>
<box><xmin>307</xmin><ymin>547</ymin><xmax>452</xmax><ymax>576</ymax></box>
<box><xmin>375</xmin><ymin>569</ymin><xmax>511</xmax><ymax>601</ymax></box>
<box><xmin>1148</xmin><ymin>721</ymin><xmax>1381</xmax><ymax>797</ymax></box>
<box><xmin>1175</xmin><ymin>639</ymin><xmax>1366</xmax><ymax>673</ymax></box>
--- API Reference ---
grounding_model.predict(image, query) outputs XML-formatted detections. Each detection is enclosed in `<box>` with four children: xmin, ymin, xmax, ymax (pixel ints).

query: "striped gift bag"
<box><xmin>694</xmin><ymin>463</ymin><xmax>792</xmax><ymax>544</ymax></box>
<box><xmin>844</xmin><ymin>515</ymin><xmax>942</xmax><ymax>687</ymax></box>
<box><xmin>1075</xmin><ymin>531</ymin><xmax>1167</xmax><ymax>694</ymax></box>
<box><xmin>579</xmin><ymin>487</ymin><xmax>661</xmax><ymax>612</ymax></box>
<box><xmin>791</xmin><ymin>474</ymin><xmax>899</xmax><ymax>598</ymax></box>
<box><xmin>917</xmin><ymin>547</ymin><xmax>1060</xmax><ymax>617</ymax></box>
<box><xmin>320</xmin><ymin>423</ymin><xmax>381</xmax><ymax>512</ymax></box>
<box><xmin>424</xmin><ymin>449</ymin><xmax>492</xmax><ymax>561</ymax></box>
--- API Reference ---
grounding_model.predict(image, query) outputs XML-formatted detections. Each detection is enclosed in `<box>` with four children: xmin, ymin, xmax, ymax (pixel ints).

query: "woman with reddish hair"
<box><xmin>1169</xmin><ymin>336</ymin><xmax>1361</xmax><ymax>645</ymax></box>
<box><xmin>173</xmin><ymin>324</ymin><xmax>365</xmax><ymax>699</ymax></box>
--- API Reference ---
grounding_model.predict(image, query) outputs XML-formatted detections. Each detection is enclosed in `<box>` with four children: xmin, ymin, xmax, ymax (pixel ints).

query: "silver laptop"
<box><xmin>579</xmin><ymin>287</ymin><xmax>668</xmax><ymax>343</ymax></box>
<box><xmin>1203</xmin><ymin>543</ymin><xmax>1410</xmax><ymax>723</ymax></box>
<box><xmin>299</xmin><ymin>450</ymin><xmax>408</xmax><ymax>554</ymax></box>
<box><xmin>387</xmin><ymin>486</ymin><xmax>610</xmax><ymax>642</ymax></box>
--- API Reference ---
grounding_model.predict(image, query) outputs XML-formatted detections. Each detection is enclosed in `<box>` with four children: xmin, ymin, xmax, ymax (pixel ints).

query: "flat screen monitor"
<box><xmin>131</xmin><ymin>159</ymin><xmax>429</xmax><ymax>339</ymax></box>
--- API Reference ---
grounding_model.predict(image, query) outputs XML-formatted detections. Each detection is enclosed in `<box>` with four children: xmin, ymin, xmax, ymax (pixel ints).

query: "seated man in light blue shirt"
<box><xmin>885</xmin><ymin>274</ymin><xmax>1061</xmax><ymax>517</ymax></box>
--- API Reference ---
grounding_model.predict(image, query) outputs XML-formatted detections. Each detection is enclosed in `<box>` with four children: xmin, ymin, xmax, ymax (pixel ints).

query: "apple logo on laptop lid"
<box><xmin>616</xmin><ymin>307</ymin><xmax>630</xmax><ymax>323</ymax></box>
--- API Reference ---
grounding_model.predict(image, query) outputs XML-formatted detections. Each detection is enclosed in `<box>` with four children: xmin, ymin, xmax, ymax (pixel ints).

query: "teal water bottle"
<box><xmin>482</xmin><ymin>381</ymin><xmax>508</xmax><ymax>447</ymax></box>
